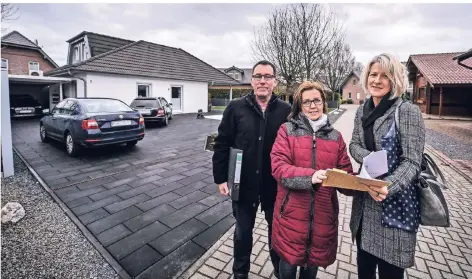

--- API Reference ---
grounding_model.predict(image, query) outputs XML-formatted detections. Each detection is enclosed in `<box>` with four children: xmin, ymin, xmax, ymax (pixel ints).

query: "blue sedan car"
<box><xmin>40</xmin><ymin>97</ymin><xmax>145</xmax><ymax>157</ymax></box>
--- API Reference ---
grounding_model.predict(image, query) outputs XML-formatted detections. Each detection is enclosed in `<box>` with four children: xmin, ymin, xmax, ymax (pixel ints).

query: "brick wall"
<box><xmin>1</xmin><ymin>45</ymin><xmax>56</xmax><ymax>75</ymax></box>
<box><xmin>342</xmin><ymin>75</ymin><xmax>368</xmax><ymax>105</ymax></box>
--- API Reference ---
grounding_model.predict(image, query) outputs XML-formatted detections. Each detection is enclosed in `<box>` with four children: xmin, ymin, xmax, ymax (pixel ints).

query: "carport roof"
<box><xmin>8</xmin><ymin>74</ymin><xmax>72</xmax><ymax>84</ymax></box>
<box><xmin>45</xmin><ymin>40</ymin><xmax>239</xmax><ymax>85</ymax></box>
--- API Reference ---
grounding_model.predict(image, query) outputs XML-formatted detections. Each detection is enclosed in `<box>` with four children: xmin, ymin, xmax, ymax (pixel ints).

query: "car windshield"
<box><xmin>79</xmin><ymin>99</ymin><xmax>133</xmax><ymax>113</ymax></box>
<box><xmin>11</xmin><ymin>96</ymin><xmax>39</xmax><ymax>107</ymax></box>
<box><xmin>130</xmin><ymin>99</ymin><xmax>160</xmax><ymax>108</ymax></box>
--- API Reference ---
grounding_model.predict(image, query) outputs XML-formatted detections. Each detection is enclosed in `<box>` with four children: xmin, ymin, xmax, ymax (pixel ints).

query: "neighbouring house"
<box><xmin>1</xmin><ymin>30</ymin><xmax>72</xmax><ymax>110</ymax></box>
<box><xmin>45</xmin><ymin>31</ymin><xmax>238</xmax><ymax>113</ymax></box>
<box><xmin>340</xmin><ymin>71</ymin><xmax>368</xmax><ymax>104</ymax></box>
<box><xmin>406</xmin><ymin>50</ymin><xmax>472</xmax><ymax>116</ymax></box>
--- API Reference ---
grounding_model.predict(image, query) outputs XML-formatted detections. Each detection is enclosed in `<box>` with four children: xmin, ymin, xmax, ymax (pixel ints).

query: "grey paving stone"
<box><xmin>65</xmin><ymin>196</ymin><xmax>93</xmax><ymax>208</ymax></box>
<box><xmin>136</xmin><ymin>192</ymin><xmax>181</xmax><ymax>211</ymax></box>
<box><xmin>200</xmin><ymin>184</ymin><xmax>220</xmax><ymax>195</ymax></box>
<box><xmin>128</xmin><ymin>175</ymin><xmax>162</xmax><ymax>188</ymax></box>
<box><xmin>89</xmin><ymin>185</ymin><xmax>132</xmax><ymax>201</ymax></box>
<box><xmin>150</xmin><ymin>218</ymin><xmax>209</xmax><ymax>255</ymax></box>
<box><xmin>124</xmin><ymin>204</ymin><xmax>176</xmax><ymax>232</ymax></box>
<box><xmin>196</xmin><ymin>200</ymin><xmax>233</xmax><ymax>226</ymax></box>
<box><xmin>87</xmin><ymin>206</ymin><xmax>142</xmax><ymax>235</ymax></box>
<box><xmin>154</xmin><ymin>174</ymin><xmax>187</xmax><ymax>186</ymax></box>
<box><xmin>146</xmin><ymin>182</ymin><xmax>186</xmax><ymax>198</ymax></box>
<box><xmin>136</xmin><ymin>241</ymin><xmax>205</xmax><ymax>279</ymax></box>
<box><xmin>159</xmin><ymin>203</ymin><xmax>209</xmax><ymax>228</ymax></box>
<box><xmin>193</xmin><ymin>215</ymin><xmax>236</xmax><ymax>249</ymax></box>
<box><xmin>77</xmin><ymin>176</ymin><xmax>117</xmax><ymax>190</ymax></box>
<box><xmin>48</xmin><ymin>177</ymin><xmax>70</xmax><ymax>187</ymax></box>
<box><xmin>61</xmin><ymin>186</ymin><xmax>107</xmax><ymax>202</ymax></box>
<box><xmin>173</xmin><ymin>181</ymin><xmax>209</xmax><ymax>196</ymax></box>
<box><xmin>118</xmin><ymin>183</ymin><xmax>157</xmax><ymax>199</ymax></box>
<box><xmin>97</xmin><ymin>224</ymin><xmax>132</xmax><ymax>247</ymax></box>
<box><xmin>78</xmin><ymin>208</ymin><xmax>110</xmax><ymax>225</ymax></box>
<box><xmin>72</xmin><ymin>195</ymin><xmax>122</xmax><ymax>216</ymax></box>
<box><xmin>199</xmin><ymin>195</ymin><xmax>229</xmax><ymax>207</ymax></box>
<box><xmin>104</xmin><ymin>194</ymin><xmax>150</xmax><ymax>214</ymax></box>
<box><xmin>107</xmin><ymin>221</ymin><xmax>169</xmax><ymax>260</ymax></box>
<box><xmin>177</xmin><ymin>173</ymin><xmax>209</xmax><ymax>186</ymax></box>
<box><xmin>103</xmin><ymin>177</ymin><xmax>139</xmax><ymax>189</ymax></box>
<box><xmin>119</xmin><ymin>245</ymin><xmax>163</xmax><ymax>277</ymax></box>
<box><xmin>137</xmin><ymin>168</ymin><xmax>168</xmax><ymax>179</ymax></box>
<box><xmin>169</xmin><ymin>190</ymin><xmax>210</xmax><ymax>209</ymax></box>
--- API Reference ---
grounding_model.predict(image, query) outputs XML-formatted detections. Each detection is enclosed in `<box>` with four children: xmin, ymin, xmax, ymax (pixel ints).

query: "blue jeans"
<box><xmin>279</xmin><ymin>258</ymin><xmax>318</xmax><ymax>279</ymax></box>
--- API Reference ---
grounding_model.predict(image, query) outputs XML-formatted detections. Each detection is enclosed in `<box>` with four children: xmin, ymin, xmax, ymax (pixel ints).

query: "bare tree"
<box><xmin>252</xmin><ymin>3</ymin><xmax>344</xmax><ymax>96</ymax></box>
<box><xmin>321</xmin><ymin>36</ymin><xmax>356</xmax><ymax>99</ymax></box>
<box><xmin>252</xmin><ymin>7</ymin><xmax>303</xmax><ymax>96</ymax></box>
<box><xmin>1</xmin><ymin>3</ymin><xmax>19</xmax><ymax>32</ymax></box>
<box><xmin>353</xmin><ymin>61</ymin><xmax>364</xmax><ymax>73</ymax></box>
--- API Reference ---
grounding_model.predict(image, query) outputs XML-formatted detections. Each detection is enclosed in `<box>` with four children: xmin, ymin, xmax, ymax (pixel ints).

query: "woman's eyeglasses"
<box><xmin>302</xmin><ymin>99</ymin><xmax>323</xmax><ymax>107</ymax></box>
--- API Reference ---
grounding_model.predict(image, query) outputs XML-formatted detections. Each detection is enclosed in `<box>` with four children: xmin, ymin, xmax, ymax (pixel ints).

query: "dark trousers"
<box><xmin>279</xmin><ymin>259</ymin><xmax>318</xmax><ymax>279</ymax></box>
<box><xmin>356</xmin><ymin>225</ymin><xmax>405</xmax><ymax>279</ymax></box>
<box><xmin>232</xmin><ymin>201</ymin><xmax>279</xmax><ymax>277</ymax></box>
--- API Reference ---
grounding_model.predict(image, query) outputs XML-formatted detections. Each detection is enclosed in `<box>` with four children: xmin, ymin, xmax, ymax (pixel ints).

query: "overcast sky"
<box><xmin>2</xmin><ymin>3</ymin><xmax>471</xmax><ymax>68</ymax></box>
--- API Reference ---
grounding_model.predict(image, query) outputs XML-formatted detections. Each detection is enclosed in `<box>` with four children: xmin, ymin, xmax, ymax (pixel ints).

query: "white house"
<box><xmin>45</xmin><ymin>31</ymin><xmax>238</xmax><ymax>113</ymax></box>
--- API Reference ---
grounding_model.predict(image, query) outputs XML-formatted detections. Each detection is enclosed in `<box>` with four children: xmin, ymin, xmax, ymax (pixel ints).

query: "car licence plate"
<box><xmin>111</xmin><ymin>120</ymin><xmax>132</xmax><ymax>127</ymax></box>
<box><xmin>20</xmin><ymin>110</ymin><xmax>32</xmax><ymax>113</ymax></box>
<box><xmin>139</xmin><ymin>109</ymin><xmax>151</xmax><ymax>115</ymax></box>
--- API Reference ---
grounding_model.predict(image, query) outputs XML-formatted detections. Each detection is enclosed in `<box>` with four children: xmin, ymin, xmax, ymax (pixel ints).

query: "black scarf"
<box><xmin>361</xmin><ymin>93</ymin><xmax>397</xmax><ymax>151</ymax></box>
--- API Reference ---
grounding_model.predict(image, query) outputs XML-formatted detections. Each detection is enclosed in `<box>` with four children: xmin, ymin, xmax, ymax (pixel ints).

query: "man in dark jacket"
<box><xmin>212</xmin><ymin>60</ymin><xmax>291</xmax><ymax>279</ymax></box>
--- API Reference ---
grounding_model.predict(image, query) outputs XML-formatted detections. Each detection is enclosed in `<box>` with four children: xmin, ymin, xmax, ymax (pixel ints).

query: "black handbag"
<box><xmin>395</xmin><ymin>101</ymin><xmax>450</xmax><ymax>227</ymax></box>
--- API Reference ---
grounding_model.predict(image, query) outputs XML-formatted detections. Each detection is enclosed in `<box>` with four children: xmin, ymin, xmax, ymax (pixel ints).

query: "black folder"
<box><xmin>227</xmin><ymin>147</ymin><xmax>243</xmax><ymax>201</ymax></box>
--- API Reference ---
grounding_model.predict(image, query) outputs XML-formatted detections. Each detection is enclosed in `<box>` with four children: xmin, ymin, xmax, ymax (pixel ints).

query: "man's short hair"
<box><xmin>252</xmin><ymin>60</ymin><xmax>277</xmax><ymax>76</ymax></box>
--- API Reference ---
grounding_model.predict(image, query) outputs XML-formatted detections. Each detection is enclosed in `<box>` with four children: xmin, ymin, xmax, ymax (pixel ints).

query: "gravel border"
<box><xmin>1</xmin><ymin>153</ymin><xmax>120</xmax><ymax>279</ymax></box>
<box><xmin>425</xmin><ymin>128</ymin><xmax>472</xmax><ymax>160</ymax></box>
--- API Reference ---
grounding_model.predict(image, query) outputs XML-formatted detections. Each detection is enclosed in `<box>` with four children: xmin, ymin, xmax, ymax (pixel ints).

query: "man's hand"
<box><xmin>367</xmin><ymin>185</ymin><xmax>388</xmax><ymax>202</ymax></box>
<box><xmin>218</xmin><ymin>182</ymin><xmax>230</xmax><ymax>196</ymax></box>
<box><xmin>312</xmin><ymin>170</ymin><xmax>327</xmax><ymax>184</ymax></box>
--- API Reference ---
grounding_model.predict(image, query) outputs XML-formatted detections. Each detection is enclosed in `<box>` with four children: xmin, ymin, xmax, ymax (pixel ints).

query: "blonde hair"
<box><xmin>288</xmin><ymin>81</ymin><xmax>328</xmax><ymax>119</ymax></box>
<box><xmin>360</xmin><ymin>53</ymin><xmax>408</xmax><ymax>98</ymax></box>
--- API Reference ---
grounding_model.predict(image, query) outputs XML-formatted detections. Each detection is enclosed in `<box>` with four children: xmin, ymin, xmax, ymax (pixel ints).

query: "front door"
<box><xmin>171</xmin><ymin>86</ymin><xmax>182</xmax><ymax>111</ymax></box>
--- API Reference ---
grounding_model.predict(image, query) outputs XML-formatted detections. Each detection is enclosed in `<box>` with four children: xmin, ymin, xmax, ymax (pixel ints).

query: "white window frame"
<box><xmin>353</xmin><ymin>79</ymin><xmax>357</xmax><ymax>85</ymax></box>
<box><xmin>137</xmin><ymin>83</ymin><xmax>152</xmax><ymax>97</ymax></box>
<box><xmin>1</xmin><ymin>58</ymin><xmax>8</xmax><ymax>70</ymax></box>
<box><xmin>29</xmin><ymin>61</ymin><xmax>39</xmax><ymax>71</ymax></box>
<box><xmin>348</xmin><ymin>92</ymin><xmax>351</xmax><ymax>99</ymax></box>
<box><xmin>356</xmin><ymin>92</ymin><xmax>360</xmax><ymax>100</ymax></box>
<box><xmin>74</xmin><ymin>46</ymin><xmax>80</xmax><ymax>62</ymax></box>
<box><xmin>234</xmin><ymin>73</ymin><xmax>240</xmax><ymax>80</ymax></box>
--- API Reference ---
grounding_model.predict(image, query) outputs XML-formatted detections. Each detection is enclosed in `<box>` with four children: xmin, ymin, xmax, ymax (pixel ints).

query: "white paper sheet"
<box><xmin>360</xmin><ymin>150</ymin><xmax>389</xmax><ymax>179</ymax></box>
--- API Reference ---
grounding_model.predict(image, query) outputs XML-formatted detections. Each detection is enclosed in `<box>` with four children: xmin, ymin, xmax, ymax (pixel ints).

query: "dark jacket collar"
<box><xmin>244</xmin><ymin>91</ymin><xmax>279</xmax><ymax>115</ymax></box>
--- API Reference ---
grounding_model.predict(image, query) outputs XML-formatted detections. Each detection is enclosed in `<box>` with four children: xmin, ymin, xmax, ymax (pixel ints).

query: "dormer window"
<box><xmin>73</xmin><ymin>42</ymin><xmax>87</xmax><ymax>63</ymax></box>
<box><xmin>228</xmin><ymin>72</ymin><xmax>240</xmax><ymax>80</ymax></box>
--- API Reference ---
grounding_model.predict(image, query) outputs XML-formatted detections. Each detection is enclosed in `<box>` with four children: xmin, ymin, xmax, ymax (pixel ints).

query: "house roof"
<box><xmin>339</xmin><ymin>70</ymin><xmax>361</xmax><ymax>90</ymax></box>
<box><xmin>67</xmin><ymin>31</ymin><xmax>135</xmax><ymax>57</ymax></box>
<box><xmin>407</xmin><ymin>52</ymin><xmax>472</xmax><ymax>85</ymax></box>
<box><xmin>45</xmin><ymin>40</ymin><xmax>239</xmax><ymax>85</ymax></box>
<box><xmin>1</xmin><ymin>31</ymin><xmax>59</xmax><ymax>67</ymax></box>
<box><xmin>218</xmin><ymin>66</ymin><xmax>252</xmax><ymax>84</ymax></box>
<box><xmin>453</xmin><ymin>48</ymin><xmax>472</xmax><ymax>62</ymax></box>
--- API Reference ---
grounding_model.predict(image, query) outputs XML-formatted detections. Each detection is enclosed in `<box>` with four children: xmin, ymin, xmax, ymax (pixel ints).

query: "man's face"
<box><xmin>251</xmin><ymin>64</ymin><xmax>277</xmax><ymax>100</ymax></box>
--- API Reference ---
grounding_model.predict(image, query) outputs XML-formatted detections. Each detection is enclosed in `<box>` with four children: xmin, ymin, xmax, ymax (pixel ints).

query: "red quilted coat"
<box><xmin>270</xmin><ymin>115</ymin><xmax>353</xmax><ymax>268</ymax></box>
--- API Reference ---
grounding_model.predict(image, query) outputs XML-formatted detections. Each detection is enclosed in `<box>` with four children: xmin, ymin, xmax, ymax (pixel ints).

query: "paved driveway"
<box><xmin>11</xmin><ymin>114</ymin><xmax>233</xmax><ymax>279</ymax></box>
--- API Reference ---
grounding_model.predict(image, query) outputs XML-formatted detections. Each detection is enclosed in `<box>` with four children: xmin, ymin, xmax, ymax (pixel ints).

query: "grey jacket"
<box><xmin>349</xmin><ymin>98</ymin><xmax>425</xmax><ymax>268</ymax></box>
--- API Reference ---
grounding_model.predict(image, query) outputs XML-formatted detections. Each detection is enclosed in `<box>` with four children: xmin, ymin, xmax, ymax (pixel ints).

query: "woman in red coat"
<box><xmin>270</xmin><ymin>81</ymin><xmax>354</xmax><ymax>279</ymax></box>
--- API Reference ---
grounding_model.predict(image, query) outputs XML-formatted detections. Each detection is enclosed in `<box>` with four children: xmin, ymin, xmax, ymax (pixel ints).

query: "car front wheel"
<box><xmin>65</xmin><ymin>132</ymin><xmax>79</xmax><ymax>157</ymax></box>
<box><xmin>40</xmin><ymin>124</ymin><xmax>49</xmax><ymax>142</ymax></box>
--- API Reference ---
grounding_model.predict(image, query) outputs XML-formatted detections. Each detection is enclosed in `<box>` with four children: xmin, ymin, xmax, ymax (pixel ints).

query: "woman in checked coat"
<box><xmin>349</xmin><ymin>53</ymin><xmax>425</xmax><ymax>279</ymax></box>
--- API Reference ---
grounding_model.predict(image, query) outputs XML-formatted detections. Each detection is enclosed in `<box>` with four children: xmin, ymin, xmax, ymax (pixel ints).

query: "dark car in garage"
<box><xmin>10</xmin><ymin>94</ymin><xmax>46</xmax><ymax>118</ymax></box>
<box><xmin>40</xmin><ymin>97</ymin><xmax>145</xmax><ymax>157</ymax></box>
<box><xmin>130</xmin><ymin>97</ymin><xmax>173</xmax><ymax>126</ymax></box>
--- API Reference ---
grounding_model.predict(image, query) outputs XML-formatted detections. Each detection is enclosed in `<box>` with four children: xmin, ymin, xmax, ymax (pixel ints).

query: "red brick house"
<box><xmin>406</xmin><ymin>50</ymin><xmax>472</xmax><ymax>116</ymax></box>
<box><xmin>1</xmin><ymin>31</ymin><xmax>58</xmax><ymax>75</ymax></box>
<box><xmin>340</xmin><ymin>71</ymin><xmax>368</xmax><ymax>104</ymax></box>
<box><xmin>1</xmin><ymin>31</ymin><xmax>72</xmax><ymax>110</ymax></box>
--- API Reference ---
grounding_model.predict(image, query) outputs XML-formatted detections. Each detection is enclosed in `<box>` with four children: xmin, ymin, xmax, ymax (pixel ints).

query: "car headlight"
<box><xmin>42</xmin><ymin>109</ymin><xmax>50</xmax><ymax>114</ymax></box>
